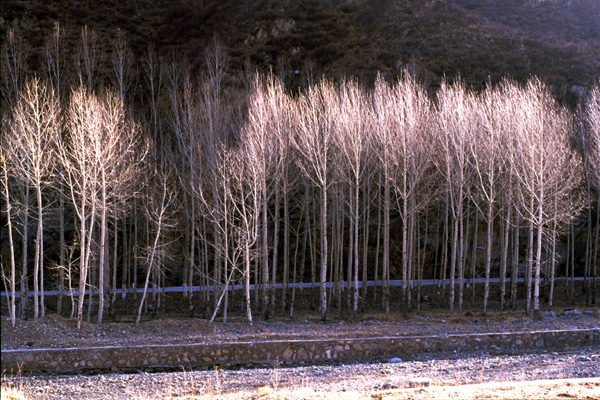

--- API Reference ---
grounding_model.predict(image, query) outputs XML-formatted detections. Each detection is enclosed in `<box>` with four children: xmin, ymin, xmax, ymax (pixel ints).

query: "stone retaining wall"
<box><xmin>2</xmin><ymin>329</ymin><xmax>597</xmax><ymax>374</ymax></box>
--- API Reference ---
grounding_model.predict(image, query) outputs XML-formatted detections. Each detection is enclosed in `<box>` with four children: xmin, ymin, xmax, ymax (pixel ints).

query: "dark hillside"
<box><xmin>2</xmin><ymin>0</ymin><xmax>599</xmax><ymax>101</ymax></box>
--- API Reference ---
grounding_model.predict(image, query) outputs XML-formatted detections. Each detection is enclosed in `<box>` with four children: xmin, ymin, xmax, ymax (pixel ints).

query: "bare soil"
<box><xmin>2</xmin><ymin>304</ymin><xmax>598</xmax><ymax>350</ymax></box>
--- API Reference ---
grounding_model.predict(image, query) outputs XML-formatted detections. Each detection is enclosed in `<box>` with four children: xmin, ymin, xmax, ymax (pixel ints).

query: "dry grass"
<box><xmin>139</xmin><ymin>378</ymin><xmax>600</xmax><ymax>399</ymax></box>
<box><xmin>1</xmin><ymin>372</ymin><xmax>28</xmax><ymax>400</ymax></box>
<box><xmin>132</xmin><ymin>378</ymin><xmax>600</xmax><ymax>399</ymax></box>
<box><xmin>3</xmin><ymin>369</ymin><xmax>598</xmax><ymax>400</ymax></box>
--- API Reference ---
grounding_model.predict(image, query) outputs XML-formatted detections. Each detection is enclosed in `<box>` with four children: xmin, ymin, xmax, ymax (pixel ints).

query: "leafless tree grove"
<box><xmin>1</xmin><ymin>28</ymin><xmax>598</xmax><ymax>326</ymax></box>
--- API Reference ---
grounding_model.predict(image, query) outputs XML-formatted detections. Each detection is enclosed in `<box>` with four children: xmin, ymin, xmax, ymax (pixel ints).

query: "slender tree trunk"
<box><xmin>98</xmin><ymin>180</ymin><xmax>108</xmax><ymax>325</ymax></box>
<box><xmin>112</xmin><ymin>211</ymin><xmax>119</xmax><ymax>310</ymax></box>
<box><xmin>417</xmin><ymin>212</ymin><xmax>426</xmax><ymax>313</ymax></box>
<box><xmin>511</xmin><ymin>223</ymin><xmax>519</xmax><ymax>310</ymax></box>
<box><xmin>290</xmin><ymin>200</ymin><xmax>305</xmax><ymax>318</ymax></box>
<box><xmin>458</xmin><ymin>198</ymin><xmax>465</xmax><ymax>314</ymax></box>
<box><xmin>189</xmin><ymin>197</ymin><xmax>196</xmax><ymax>309</ymax></box>
<box><xmin>483</xmin><ymin>200</ymin><xmax>493</xmax><ymax>315</ymax></box>
<box><xmin>333</xmin><ymin>197</ymin><xmax>341</xmax><ymax>311</ymax></box>
<box><xmin>2</xmin><ymin>160</ymin><xmax>17</xmax><ymax>326</ymax></box>
<box><xmin>261</xmin><ymin>186</ymin><xmax>269</xmax><ymax>319</ymax></box>
<box><xmin>383</xmin><ymin>177</ymin><xmax>390</xmax><ymax>314</ymax></box>
<box><xmin>500</xmin><ymin>206</ymin><xmax>510</xmax><ymax>311</ymax></box>
<box><xmin>441</xmin><ymin>201</ymin><xmax>449</xmax><ymax>300</ymax></box>
<box><xmin>449</xmin><ymin>197</ymin><xmax>460</xmax><ymax>314</ymax></box>
<box><xmin>58</xmin><ymin>183</ymin><xmax>66</xmax><ymax>316</ymax></box>
<box><xmin>182</xmin><ymin>200</ymin><xmax>190</xmax><ymax>298</ymax></box>
<box><xmin>526</xmin><ymin>217</ymin><xmax>534</xmax><ymax>316</ymax></box>
<box><xmin>549</xmin><ymin>219</ymin><xmax>557</xmax><ymax>308</ymax></box>
<box><xmin>569</xmin><ymin>222</ymin><xmax>575</xmax><ymax>303</ymax></box>
<box><xmin>133</xmin><ymin>198</ymin><xmax>139</xmax><ymax>299</ymax></box>
<box><xmin>593</xmin><ymin>197</ymin><xmax>599</xmax><ymax>305</ymax></box>
<box><xmin>271</xmin><ymin>185</ymin><xmax>280</xmax><ymax>312</ymax></box>
<box><xmin>245</xmin><ymin>235</ymin><xmax>253</xmax><ymax>323</ymax></box>
<box><xmin>310</xmin><ymin>194</ymin><xmax>317</xmax><ymax>306</ymax></box>
<box><xmin>361</xmin><ymin>177</ymin><xmax>370</xmax><ymax>308</ymax></box>
<box><xmin>353</xmin><ymin>180</ymin><xmax>360</xmax><ymax>316</ymax></box>
<box><xmin>78</xmin><ymin>196</ymin><xmax>96</xmax><ymax>329</ymax></box>
<box><xmin>534</xmin><ymin>198</ymin><xmax>544</xmax><ymax>312</ymax></box>
<box><xmin>33</xmin><ymin>185</ymin><xmax>43</xmax><ymax>320</ymax></box>
<box><xmin>320</xmin><ymin>185</ymin><xmax>328</xmax><ymax>321</ymax></box>
<box><xmin>585</xmin><ymin>201</ymin><xmax>592</xmax><ymax>307</ymax></box>
<box><xmin>373</xmin><ymin>192</ymin><xmax>381</xmax><ymax>304</ymax></box>
<box><xmin>402</xmin><ymin>189</ymin><xmax>409</xmax><ymax>313</ymax></box>
<box><xmin>19</xmin><ymin>184</ymin><xmax>29</xmax><ymax>319</ymax></box>
<box><xmin>345</xmin><ymin>207</ymin><xmax>352</xmax><ymax>313</ymax></box>
<box><xmin>282</xmin><ymin>185</ymin><xmax>290</xmax><ymax>314</ymax></box>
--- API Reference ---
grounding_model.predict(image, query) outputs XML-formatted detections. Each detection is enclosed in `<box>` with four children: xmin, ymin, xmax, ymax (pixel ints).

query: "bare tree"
<box><xmin>510</xmin><ymin>79</ymin><xmax>583</xmax><ymax>314</ymax></box>
<box><xmin>582</xmin><ymin>85</ymin><xmax>600</xmax><ymax>305</ymax></box>
<box><xmin>0</xmin><ymin>142</ymin><xmax>17</xmax><ymax>326</ymax></box>
<box><xmin>62</xmin><ymin>87</ymin><xmax>102</xmax><ymax>328</ymax></box>
<box><xmin>137</xmin><ymin>162</ymin><xmax>178</xmax><ymax>324</ymax></box>
<box><xmin>1</xmin><ymin>28</ymin><xmax>29</xmax><ymax>318</ymax></box>
<box><xmin>231</xmin><ymin>133</ymin><xmax>264</xmax><ymax>323</ymax></box>
<box><xmin>242</xmin><ymin>74</ymin><xmax>276</xmax><ymax>318</ymax></box>
<box><xmin>242</xmin><ymin>73</ymin><xmax>295</xmax><ymax>317</ymax></box>
<box><xmin>109</xmin><ymin>30</ymin><xmax>136</xmax><ymax>310</ymax></box>
<box><xmin>75</xmin><ymin>26</ymin><xmax>101</xmax><ymax>92</ymax></box>
<box><xmin>4</xmin><ymin>77</ymin><xmax>60</xmax><ymax>319</ymax></box>
<box><xmin>143</xmin><ymin>44</ymin><xmax>165</xmax><ymax>163</ymax></box>
<box><xmin>62</xmin><ymin>86</ymin><xmax>144</xmax><ymax>326</ymax></box>
<box><xmin>195</xmin><ymin>40</ymin><xmax>230</xmax><ymax>315</ymax></box>
<box><xmin>43</xmin><ymin>22</ymin><xmax>70</xmax><ymax>315</ymax></box>
<box><xmin>469</xmin><ymin>84</ymin><xmax>507</xmax><ymax>315</ymax></box>
<box><xmin>168</xmin><ymin>60</ymin><xmax>197</xmax><ymax>308</ymax></box>
<box><xmin>433</xmin><ymin>80</ymin><xmax>475</xmax><ymax>314</ymax></box>
<box><xmin>292</xmin><ymin>81</ymin><xmax>336</xmax><ymax>321</ymax></box>
<box><xmin>372</xmin><ymin>76</ymin><xmax>394</xmax><ymax>314</ymax></box>
<box><xmin>332</xmin><ymin>79</ymin><xmax>373</xmax><ymax>316</ymax></box>
<box><xmin>96</xmin><ymin>89</ymin><xmax>145</xmax><ymax>324</ymax></box>
<box><xmin>1</xmin><ymin>29</ymin><xmax>27</xmax><ymax>109</ymax></box>
<box><xmin>388</xmin><ymin>74</ymin><xmax>433</xmax><ymax>312</ymax></box>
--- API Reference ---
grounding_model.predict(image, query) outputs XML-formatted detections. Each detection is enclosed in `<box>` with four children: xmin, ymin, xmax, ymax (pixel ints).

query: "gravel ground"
<box><xmin>3</xmin><ymin>348</ymin><xmax>599</xmax><ymax>399</ymax></box>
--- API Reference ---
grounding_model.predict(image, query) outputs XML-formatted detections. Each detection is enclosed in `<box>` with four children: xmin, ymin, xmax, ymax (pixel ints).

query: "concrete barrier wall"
<box><xmin>2</xmin><ymin>329</ymin><xmax>597</xmax><ymax>374</ymax></box>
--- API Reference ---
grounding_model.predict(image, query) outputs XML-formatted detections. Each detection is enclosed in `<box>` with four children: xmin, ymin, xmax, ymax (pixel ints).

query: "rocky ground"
<box><xmin>2</xmin><ymin>349</ymin><xmax>599</xmax><ymax>399</ymax></box>
<box><xmin>2</xmin><ymin>306</ymin><xmax>599</xmax><ymax>399</ymax></box>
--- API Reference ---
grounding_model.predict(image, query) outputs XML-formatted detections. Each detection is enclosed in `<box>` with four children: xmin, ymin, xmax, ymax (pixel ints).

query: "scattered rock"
<box><xmin>409</xmin><ymin>378</ymin><xmax>432</xmax><ymax>388</ymax></box>
<box><xmin>562</xmin><ymin>310</ymin><xmax>581</xmax><ymax>319</ymax></box>
<box><xmin>582</xmin><ymin>310</ymin><xmax>595</xmax><ymax>316</ymax></box>
<box><xmin>388</xmin><ymin>357</ymin><xmax>402</xmax><ymax>363</ymax></box>
<box><xmin>544</xmin><ymin>311</ymin><xmax>556</xmax><ymax>318</ymax></box>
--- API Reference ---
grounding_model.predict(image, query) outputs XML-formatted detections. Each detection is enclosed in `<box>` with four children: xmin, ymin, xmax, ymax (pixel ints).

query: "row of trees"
<box><xmin>1</xmin><ymin>27</ymin><xmax>599</xmax><ymax>328</ymax></box>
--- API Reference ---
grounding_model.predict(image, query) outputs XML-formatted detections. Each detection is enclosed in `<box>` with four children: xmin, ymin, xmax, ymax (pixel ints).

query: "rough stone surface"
<box><xmin>1</xmin><ymin>329</ymin><xmax>597</xmax><ymax>374</ymax></box>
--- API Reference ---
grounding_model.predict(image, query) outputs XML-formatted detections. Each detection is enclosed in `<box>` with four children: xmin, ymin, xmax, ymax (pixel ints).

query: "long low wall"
<box><xmin>2</xmin><ymin>329</ymin><xmax>598</xmax><ymax>374</ymax></box>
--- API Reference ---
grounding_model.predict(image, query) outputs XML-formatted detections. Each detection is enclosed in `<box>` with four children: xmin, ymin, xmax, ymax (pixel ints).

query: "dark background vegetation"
<box><xmin>1</xmin><ymin>0</ymin><xmax>599</xmax><ymax>323</ymax></box>
<box><xmin>2</xmin><ymin>0</ymin><xmax>599</xmax><ymax>103</ymax></box>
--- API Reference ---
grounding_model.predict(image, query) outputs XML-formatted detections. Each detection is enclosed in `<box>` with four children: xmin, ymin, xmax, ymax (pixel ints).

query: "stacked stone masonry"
<box><xmin>2</xmin><ymin>329</ymin><xmax>597</xmax><ymax>374</ymax></box>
